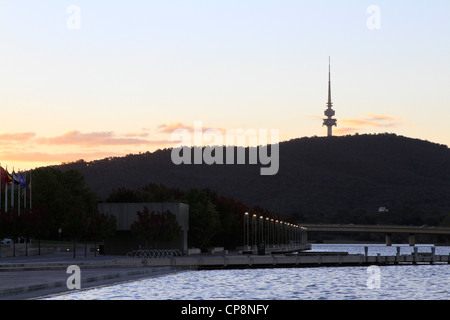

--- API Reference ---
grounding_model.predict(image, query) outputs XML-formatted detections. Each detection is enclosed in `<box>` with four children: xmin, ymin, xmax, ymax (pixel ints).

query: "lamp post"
<box><xmin>287</xmin><ymin>223</ymin><xmax>291</xmax><ymax>246</ymax></box>
<box><xmin>270</xmin><ymin>219</ymin><xmax>274</xmax><ymax>247</ymax></box>
<box><xmin>259</xmin><ymin>216</ymin><xmax>263</xmax><ymax>243</ymax></box>
<box><xmin>279</xmin><ymin>221</ymin><xmax>283</xmax><ymax>246</ymax></box>
<box><xmin>252</xmin><ymin>214</ymin><xmax>257</xmax><ymax>248</ymax></box>
<box><xmin>294</xmin><ymin>225</ymin><xmax>298</xmax><ymax>245</ymax></box>
<box><xmin>244</xmin><ymin>212</ymin><xmax>249</xmax><ymax>249</ymax></box>
<box><xmin>275</xmin><ymin>220</ymin><xmax>277</xmax><ymax>247</ymax></box>
<box><xmin>275</xmin><ymin>220</ymin><xmax>279</xmax><ymax>246</ymax></box>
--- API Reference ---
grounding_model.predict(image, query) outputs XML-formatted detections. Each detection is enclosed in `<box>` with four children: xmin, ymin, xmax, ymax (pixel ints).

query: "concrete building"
<box><xmin>98</xmin><ymin>202</ymin><xmax>189</xmax><ymax>255</ymax></box>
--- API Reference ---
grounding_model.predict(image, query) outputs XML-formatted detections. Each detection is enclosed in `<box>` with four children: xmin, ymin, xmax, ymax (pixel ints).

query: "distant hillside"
<box><xmin>58</xmin><ymin>133</ymin><xmax>450</xmax><ymax>224</ymax></box>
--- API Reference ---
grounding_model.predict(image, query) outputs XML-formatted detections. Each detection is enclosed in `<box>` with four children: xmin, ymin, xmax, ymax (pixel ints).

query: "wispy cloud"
<box><xmin>0</xmin><ymin>151</ymin><xmax>122</xmax><ymax>163</ymax></box>
<box><xmin>157</xmin><ymin>122</ymin><xmax>194</xmax><ymax>134</ymax></box>
<box><xmin>36</xmin><ymin>130</ymin><xmax>152</xmax><ymax>147</ymax></box>
<box><xmin>340</xmin><ymin>114</ymin><xmax>402</xmax><ymax>128</ymax></box>
<box><xmin>0</xmin><ymin>129</ymin><xmax>176</xmax><ymax>165</ymax></box>
<box><xmin>334</xmin><ymin>127</ymin><xmax>359</xmax><ymax>135</ymax></box>
<box><xmin>335</xmin><ymin>113</ymin><xmax>403</xmax><ymax>135</ymax></box>
<box><xmin>0</xmin><ymin>132</ymin><xmax>36</xmax><ymax>142</ymax></box>
<box><xmin>365</xmin><ymin>114</ymin><xmax>402</xmax><ymax>121</ymax></box>
<box><xmin>125</xmin><ymin>132</ymin><xmax>149</xmax><ymax>138</ymax></box>
<box><xmin>157</xmin><ymin>122</ymin><xmax>227</xmax><ymax>134</ymax></box>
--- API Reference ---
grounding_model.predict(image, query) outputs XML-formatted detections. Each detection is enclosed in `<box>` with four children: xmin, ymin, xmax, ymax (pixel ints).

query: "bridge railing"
<box><xmin>126</xmin><ymin>249</ymin><xmax>183</xmax><ymax>259</ymax></box>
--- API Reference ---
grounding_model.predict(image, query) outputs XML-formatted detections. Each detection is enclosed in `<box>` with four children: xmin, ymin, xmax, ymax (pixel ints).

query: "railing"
<box><xmin>126</xmin><ymin>249</ymin><xmax>182</xmax><ymax>259</ymax></box>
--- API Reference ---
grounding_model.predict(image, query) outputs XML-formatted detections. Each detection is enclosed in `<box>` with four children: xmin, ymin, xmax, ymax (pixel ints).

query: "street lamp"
<box><xmin>244</xmin><ymin>212</ymin><xmax>249</xmax><ymax>249</ymax></box>
<box><xmin>287</xmin><ymin>223</ymin><xmax>290</xmax><ymax>246</ymax></box>
<box><xmin>275</xmin><ymin>220</ymin><xmax>279</xmax><ymax>246</ymax></box>
<box><xmin>252</xmin><ymin>214</ymin><xmax>257</xmax><ymax>248</ymax></box>
<box><xmin>259</xmin><ymin>216</ymin><xmax>263</xmax><ymax>243</ymax></box>
<box><xmin>270</xmin><ymin>219</ymin><xmax>274</xmax><ymax>247</ymax></box>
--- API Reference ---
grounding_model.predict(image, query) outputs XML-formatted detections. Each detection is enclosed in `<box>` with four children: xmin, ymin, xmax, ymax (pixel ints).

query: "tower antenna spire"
<box><xmin>328</xmin><ymin>56</ymin><xmax>331</xmax><ymax>106</ymax></box>
<box><xmin>323</xmin><ymin>57</ymin><xmax>337</xmax><ymax>136</ymax></box>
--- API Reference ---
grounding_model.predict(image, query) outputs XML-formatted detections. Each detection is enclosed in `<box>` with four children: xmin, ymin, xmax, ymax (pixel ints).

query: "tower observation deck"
<box><xmin>323</xmin><ymin>57</ymin><xmax>337</xmax><ymax>136</ymax></box>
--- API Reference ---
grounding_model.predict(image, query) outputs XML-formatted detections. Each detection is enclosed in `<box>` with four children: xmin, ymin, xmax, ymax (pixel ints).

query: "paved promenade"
<box><xmin>0</xmin><ymin>251</ymin><xmax>178</xmax><ymax>300</ymax></box>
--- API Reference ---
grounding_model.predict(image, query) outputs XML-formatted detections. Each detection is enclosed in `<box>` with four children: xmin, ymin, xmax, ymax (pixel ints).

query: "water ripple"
<box><xmin>44</xmin><ymin>244</ymin><xmax>450</xmax><ymax>300</ymax></box>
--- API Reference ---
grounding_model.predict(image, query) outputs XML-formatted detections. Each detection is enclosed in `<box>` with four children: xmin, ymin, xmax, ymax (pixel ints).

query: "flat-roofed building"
<box><xmin>98</xmin><ymin>202</ymin><xmax>189</xmax><ymax>255</ymax></box>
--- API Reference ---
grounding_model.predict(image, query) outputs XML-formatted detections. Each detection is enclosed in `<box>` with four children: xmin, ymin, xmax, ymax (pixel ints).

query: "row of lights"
<box><xmin>243</xmin><ymin>212</ymin><xmax>307</xmax><ymax>248</ymax></box>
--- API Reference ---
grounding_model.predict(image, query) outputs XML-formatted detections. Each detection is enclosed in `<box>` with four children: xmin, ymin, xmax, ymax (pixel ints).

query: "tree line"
<box><xmin>2</xmin><ymin>162</ymin><xmax>448</xmax><ymax>252</ymax></box>
<box><xmin>0</xmin><ymin>167</ymin><xmax>116</xmax><ymax>256</ymax></box>
<box><xmin>0</xmin><ymin>167</ymin><xmax>294</xmax><ymax>252</ymax></box>
<box><xmin>105</xmin><ymin>183</ymin><xmax>295</xmax><ymax>250</ymax></box>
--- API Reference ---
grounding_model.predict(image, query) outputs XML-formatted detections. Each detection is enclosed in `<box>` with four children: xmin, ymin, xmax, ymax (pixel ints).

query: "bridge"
<box><xmin>301</xmin><ymin>224</ymin><xmax>450</xmax><ymax>246</ymax></box>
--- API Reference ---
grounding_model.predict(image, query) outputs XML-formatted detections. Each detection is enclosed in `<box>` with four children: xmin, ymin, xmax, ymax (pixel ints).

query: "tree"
<box><xmin>140</xmin><ymin>183</ymin><xmax>184</xmax><ymax>202</ymax></box>
<box><xmin>17</xmin><ymin>208</ymin><xmax>45</xmax><ymax>255</ymax></box>
<box><xmin>184</xmin><ymin>188</ymin><xmax>220</xmax><ymax>250</ymax></box>
<box><xmin>212</xmin><ymin>196</ymin><xmax>249</xmax><ymax>249</ymax></box>
<box><xmin>88</xmin><ymin>211</ymin><xmax>117</xmax><ymax>242</ymax></box>
<box><xmin>130</xmin><ymin>207</ymin><xmax>181</xmax><ymax>249</ymax></box>
<box><xmin>32</xmin><ymin>167</ymin><xmax>99</xmax><ymax>239</ymax></box>
<box><xmin>62</xmin><ymin>207</ymin><xmax>90</xmax><ymax>258</ymax></box>
<box><xmin>105</xmin><ymin>187</ymin><xmax>146</xmax><ymax>203</ymax></box>
<box><xmin>87</xmin><ymin>211</ymin><xmax>117</xmax><ymax>256</ymax></box>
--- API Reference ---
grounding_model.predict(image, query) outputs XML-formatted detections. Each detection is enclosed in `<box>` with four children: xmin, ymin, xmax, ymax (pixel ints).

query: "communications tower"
<box><xmin>323</xmin><ymin>57</ymin><xmax>337</xmax><ymax>136</ymax></box>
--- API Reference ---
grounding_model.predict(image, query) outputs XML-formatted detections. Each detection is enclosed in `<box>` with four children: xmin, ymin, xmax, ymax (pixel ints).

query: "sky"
<box><xmin>0</xmin><ymin>0</ymin><xmax>449</xmax><ymax>170</ymax></box>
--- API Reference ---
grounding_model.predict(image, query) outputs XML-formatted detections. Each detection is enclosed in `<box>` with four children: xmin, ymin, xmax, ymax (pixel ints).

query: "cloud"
<box><xmin>0</xmin><ymin>129</ymin><xmax>177</xmax><ymax>167</ymax></box>
<box><xmin>339</xmin><ymin>119</ymin><xmax>378</xmax><ymax>127</ymax></box>
<box><xmin>35</xmin><ymin>130</ymin><xmax>154</xmax><ymax>147</ymax></box>
<box><xmin>365</xmin><ymin>114</ymin><xmax>402</xmax><ymax>122</ymax></box>
<box><xmin>0</xmin><ymin>132</ymin><xmax>36</xmax><ymax>142</ymax></box>
<box><xmin>157</xmin><ymin>122</ymin><xmax>193</xmax><ymax>134</ymax></box>
<box><xmin>340</xmin><ymin>114</ymin><xmax>402</xmax><ymax>128</ymax></box>
<box><xmin>334</xmin><ymin>113</ymin><xmax>403</xmax><ymax>135</ymax></box>
<box><xmin>34</xmin><ymin>130</ymin><xmax>176</xmax><ymax>147</ymax></box>
<box><xmin>125</xmin><ymin>132</ymin><xmax>149</xmax><ymax>138</ymax></box>
<box><xmin>157</xmin><ymin>122</ymin><xmax>227</xmax><ymax>135</ymax></box>
<box><xmin>0</xmin><ymin>151</ymin><xmax>122</xmax><ymax>163</ymax></box>
<box><xmin>334</xmin><ymin>127</ymin><xmax>359</xmax><ymax>135</ymax></box>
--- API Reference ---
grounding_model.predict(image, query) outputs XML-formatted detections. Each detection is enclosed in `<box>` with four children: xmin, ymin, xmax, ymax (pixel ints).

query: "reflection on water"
<box><xmin>306</xmin><ymin>243</ymin><xmax>450</xmax><ymax>256</ymax></box>
<box><xmin>44</xmin><ymin>244</ymin><xmax>450</xmax><ymax>300</ymax></box>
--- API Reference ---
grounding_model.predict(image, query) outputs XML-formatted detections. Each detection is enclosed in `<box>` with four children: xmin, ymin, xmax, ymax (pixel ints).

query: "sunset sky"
<box><xmin>1</xmin><ymin>1</ymin><xmax>449</xmax><ymax>170</ymax></box>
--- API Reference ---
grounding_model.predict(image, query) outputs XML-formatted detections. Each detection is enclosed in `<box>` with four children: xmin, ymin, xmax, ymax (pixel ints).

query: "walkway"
<box><xmin>0</xmin><ymin>251</ymin><xmax>177</xmax><ymax>300</ymax></box>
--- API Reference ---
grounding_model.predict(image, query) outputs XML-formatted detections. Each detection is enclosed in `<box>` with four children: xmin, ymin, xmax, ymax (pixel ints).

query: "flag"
<box><xmin>18</xmin><ymin>172</ymin><xmax>27</xmax><ymax>189</ymax></box>
<box><xmin>13</xmin><ymin>171</ymin><xmax>21</xmax><ymax>185</ymax></box>
<box><xmin>0</xmin><ymin>166</ymin><xmax>12</xmax><ymax>188</ymax></box>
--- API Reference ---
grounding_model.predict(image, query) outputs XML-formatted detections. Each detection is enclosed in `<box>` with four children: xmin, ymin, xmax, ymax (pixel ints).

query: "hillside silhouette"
<box><xmin>58</xmin><ymin>133</ymin><xmax>450</xmax><ymax>225</ymax></box>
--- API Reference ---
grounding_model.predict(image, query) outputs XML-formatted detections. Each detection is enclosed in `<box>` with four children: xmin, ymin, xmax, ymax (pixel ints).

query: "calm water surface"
<box><xmin>45</xmin><ymin>244</ymin><xmax>450</xmax><ymax>300</ymax></box>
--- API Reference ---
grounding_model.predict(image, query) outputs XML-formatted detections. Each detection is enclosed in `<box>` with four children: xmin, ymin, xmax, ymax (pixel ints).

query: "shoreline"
<box><xmin>0</xmin><ymin>252</ymin><xmax>180</xmax><ymax>300</ymax></box>
<box><xmin>1</xmin><ymin>244</ymin><xmax>449</xmax><ymax>300</ymax></box>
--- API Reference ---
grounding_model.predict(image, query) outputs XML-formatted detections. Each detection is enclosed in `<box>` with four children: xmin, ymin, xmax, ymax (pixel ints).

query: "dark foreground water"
<box><xmin>44</xmin><ymin>244</ymin><xmax>450</xmax><ymax>300</ymax></box>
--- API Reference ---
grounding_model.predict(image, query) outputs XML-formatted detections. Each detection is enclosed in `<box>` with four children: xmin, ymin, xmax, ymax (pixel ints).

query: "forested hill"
<box><xmin>58</xmin><ymin>133</ymin><xmax>450</xmax><ymax>224</ymax></box>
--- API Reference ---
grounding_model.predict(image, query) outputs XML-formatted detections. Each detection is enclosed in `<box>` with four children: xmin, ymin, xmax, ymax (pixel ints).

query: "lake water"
<box><xmin>44</xmin><ymin>244</ymin><xmax>450</xmax><ymax>300</ymax></box>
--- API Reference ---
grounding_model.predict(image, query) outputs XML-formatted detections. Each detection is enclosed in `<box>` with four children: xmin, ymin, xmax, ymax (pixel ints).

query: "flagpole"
<box><xmin>18</xmin><ymin>169</ymin><xmax>21</xmax><ymax>216</ymax></box>
<box><xmin>5</xmin><ymin>166</ymin><xmax>8</xmax><ymax>212</ymax></box>
<box><xmin>0</xmin><ymin>163</ymin><xmax>2</xmax><ymax>212</ymax></box>
<box><xmin>24</xmin><ymin>171</ymin><xmax>27</xmax><ymax>209</ymax></box>
<box><xmin>11</xmin><ymin>167</ymin><xmax>14</xmax><ymax>209</ymax></box>
<box><xmin>5</xmin><ymin>181</ymin><xmax>7</xmax><ymax>212</ymax></box>
<box><xmin>30</xmin><ymin>169</ymin><xmax>32</xmax><ymax>211</ymax></box>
